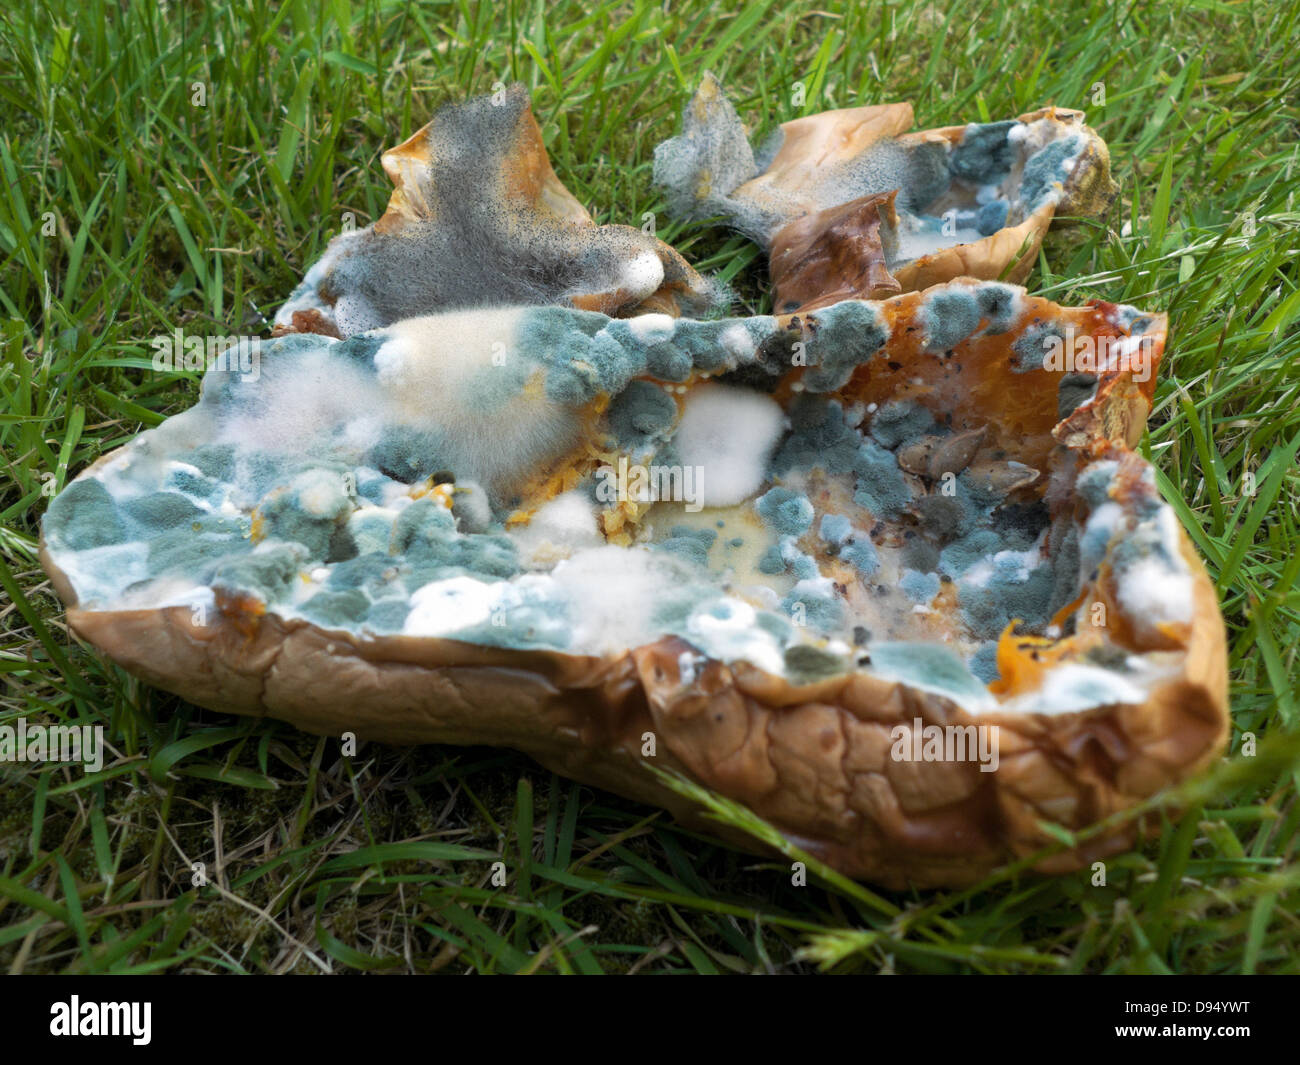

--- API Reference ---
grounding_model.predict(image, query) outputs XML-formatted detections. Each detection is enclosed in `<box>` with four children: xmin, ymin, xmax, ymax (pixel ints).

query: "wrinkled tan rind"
<box><xmin>42</xmin><ymin>516</ymin><xmax>1227</xmax><ymax>890</ymax></box>
<box><xmin>636</xmin><ymin>537</ymin><xmax>1227</xmax><ymax>887</ymax></box>
<box><xmin>42</xmin><ymin>284</ymin><xmax>1225</xmax><ymax>889</ymax></box>
<box><xmin>41</xmin><ymin>546</ymin><xmax>766</xmax><ymax>859</ymax></box>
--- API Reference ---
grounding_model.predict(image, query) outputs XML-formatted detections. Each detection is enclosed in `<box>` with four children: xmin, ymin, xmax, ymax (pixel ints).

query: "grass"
<box><xmin>0</xmin><ymin>0</ymin><xmax>1297</xmax><ymax>974</ymax></box>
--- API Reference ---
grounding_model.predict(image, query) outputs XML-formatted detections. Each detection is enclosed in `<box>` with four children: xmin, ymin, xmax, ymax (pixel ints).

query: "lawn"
<box><xmin>0</xmin><ymin>0</ymin><xmax>1297</xmax><ymax>974</ymax></box>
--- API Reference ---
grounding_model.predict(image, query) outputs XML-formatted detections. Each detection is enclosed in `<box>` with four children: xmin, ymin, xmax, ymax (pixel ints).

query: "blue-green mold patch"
<box><xmin>900</xmin><ymin>569</ymin><xmax>941</xmax><ymax>603</ymax></box>
<box><xmin>771</xmin><ymin>397</ymin><xmax>861</xmax><ymax>476</ymax></box>
<box><xmin>869</xmin><ymin>641</ymin><xmax>993</xmax><ymax>706</ymax></box>
<box><xmin>922</xmin><ymin>288</ymin><xmax>982</xmax><ymax>353</ymax></box>
<box><xmin>869</xmin><ymin>399</ymin><xmax>934</xmax><ymax>449</ymax></box>
<box><xmin>211</xmin><ymin>544</ymin><xmax>305</xmax><ymax>601</ymax></box>
<box><xmin>1011</xmin><ymin>321</ymin><xmax>1063</xmax><ymax>373</ymax></box>
<box><xmin>606</xmin><ymin>380</ymin><xmax>678</xmax><ymax>450</ymax></box>
<box><xmin>782</xmin><ymin>583</ymin><xmax>844</xmax><ymax>631</ymax></box>
<box><xmin>755</xmin><ymin>487</ymin><xmax>814</xmax><ymax>536</ymax></box>
<box><xmin>46</xmin><ymin>479</ymin><xmax>126</xmax><ymax>550</ymax></box>
<box><xmin>968</xmin><ymin>640</ymin><xmax>1001</xmax><ymax>684</ymax></box>
<box><xmin>1020</xmin><ymin>134</ymin><xmax>1086</xmax><ymax>211</ymax></box>
<box><xmin>948</xmin><ymin>121</ymin><xmax>1017</xmax><ymax>184</ymax></box>
<box><xmin>958</xmin><ymin>554</ymin><xmax>1055</xmax><ymax>639</ymax></box>
<box><xmin>802</xmin><ymin>301</ymin><xmax>888</xmax><ymax>391</ymax></box>
<box><xmin>819</xmin><ymin>513</ymin><xmax>852</xmax><ymax>545</ymax></box>
<box><xmin>852</xmin><ymin>440</ymin><xmax>911</xmax><ymax>518</ymax></box>
<box><xmin>976</xmin><ymin>283</ymin><xmax>1020</xmax><ymax>334</ymax></box>
<box><xmin>841</xmin><ymin>535</ymin><xmax>880</xmax><ymax>578</ymax></box>
<box><xmin>122</xmin><ymin>491</ymin><xmax>205</xmax><ymax>530</ymax></box>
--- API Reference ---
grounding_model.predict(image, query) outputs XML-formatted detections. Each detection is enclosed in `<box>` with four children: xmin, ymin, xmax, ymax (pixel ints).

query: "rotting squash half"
<box><xmin>654</xmin><ymin>74</ymin><xmax>1119</xmax><ymax>314</ymax></box>
<box><xmin>41</xmin><ymin>278</ymin><xmax>1227</xmax><ymax>888</ymax></box>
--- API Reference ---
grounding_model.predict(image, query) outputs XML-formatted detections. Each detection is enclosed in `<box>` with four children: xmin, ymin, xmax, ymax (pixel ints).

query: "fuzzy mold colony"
<box><xmin>274</xmin><ymin>85</ymin><xmax>725</xmax><ymax>340</ymax></box>
<box><xmin>45</xmin><ymin>280</ymin><xmax>1193</xmax><ymax>715</ymax></box>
